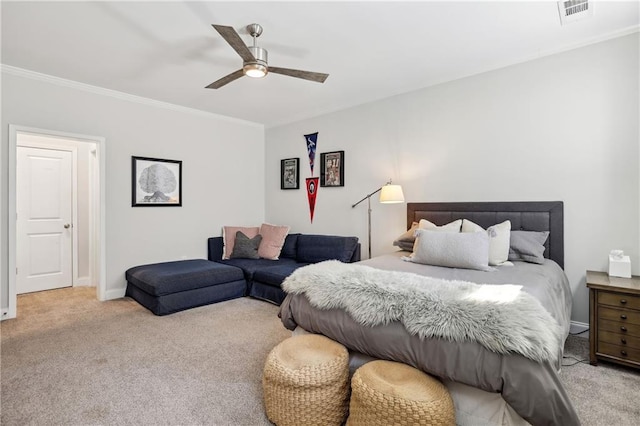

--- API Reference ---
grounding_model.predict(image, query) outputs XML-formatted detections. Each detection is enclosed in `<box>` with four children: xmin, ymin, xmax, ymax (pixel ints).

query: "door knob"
<box><xmin>64</xmin><ymin>224</ymin><xmax>71</xmax><ymax>229</ymax></box>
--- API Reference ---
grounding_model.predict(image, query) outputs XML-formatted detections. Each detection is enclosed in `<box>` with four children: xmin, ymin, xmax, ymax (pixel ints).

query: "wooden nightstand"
<box><xmin>587</xmin><ymin>270</ymin><xmax>640</xmax><ymax>369</ymax></box>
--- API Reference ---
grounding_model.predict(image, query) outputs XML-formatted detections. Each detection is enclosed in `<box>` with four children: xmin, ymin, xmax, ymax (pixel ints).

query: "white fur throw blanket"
<box><xmin>282</xmin><ymin>260</ymin><xmax>561</xmax><ymax>363</ymax></box>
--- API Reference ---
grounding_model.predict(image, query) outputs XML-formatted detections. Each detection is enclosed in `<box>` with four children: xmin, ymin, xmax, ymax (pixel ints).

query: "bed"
<box><xmin>278</xmin><ymin>201</ymin><xmax>580</xmax><ymax>426</ymax></box>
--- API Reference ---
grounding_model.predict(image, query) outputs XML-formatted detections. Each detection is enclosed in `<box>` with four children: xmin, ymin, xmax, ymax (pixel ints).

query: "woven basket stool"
<box><xmin>347</xmin><ymin>360</ymin><xmax>455</xmax><ymax>426</ymax></box>
<box><xmin>262</xmin><ymin>334</ymin><xmax>350</xmax><ymax>426</ymax></box>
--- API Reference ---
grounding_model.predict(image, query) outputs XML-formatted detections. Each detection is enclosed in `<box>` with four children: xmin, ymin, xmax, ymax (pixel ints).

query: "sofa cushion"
<box><xmin>280</xmin><ymin>233</ymin><xmax>300</xmax><ymax>259</ymax></box>
<box><xmin>253</xmin><ymin>263</ymin><xmax>309</xmax><ymax>287</ymax></box>
<box><xmin>296</xmin><ymin>235</ymin><xmax>359</xmax><ymax>263</ymax></box>
<box><xmin>217</xmin><ymin>257</ymin><xmax>299</xmax><ymax>280</ymax></box>
<box><xmin>125</xmin><ymin>259</ymin><xmax>244</xmax><ymax>296</ymax></box>
<box><xmin>208</xmin><ymin>237</ymin><xmax>225</xmax><ymax>261</ymax></box>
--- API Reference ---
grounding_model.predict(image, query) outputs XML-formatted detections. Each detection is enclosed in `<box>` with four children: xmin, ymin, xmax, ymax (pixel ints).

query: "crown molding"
<box><xmin>0</xmin><ymin>64</ymin><xmax>263</xmax><ymax>129</ymax></box>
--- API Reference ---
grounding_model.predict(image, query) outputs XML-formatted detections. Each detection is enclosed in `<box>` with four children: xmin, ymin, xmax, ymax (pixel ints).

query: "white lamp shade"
<box><xmin>379</xmin><ymin>184</ymin><xmax>405</xmax><ymax>203</ymax></box>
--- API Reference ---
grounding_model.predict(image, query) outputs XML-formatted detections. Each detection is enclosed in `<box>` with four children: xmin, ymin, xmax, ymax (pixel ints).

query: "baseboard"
<box><xmin>104</xmin><ymin>287</ymin><xmax>126</xmax><ymax>300</ymax></box>
<box><xmin>569</xmin><ymin>321</ymin><xmax>589</xmax><ymax>339</ymax></box>
<box><xmin>74</xmin><ymin>277</ymin><xmax>91</xmax><ymax>286</ymax></box>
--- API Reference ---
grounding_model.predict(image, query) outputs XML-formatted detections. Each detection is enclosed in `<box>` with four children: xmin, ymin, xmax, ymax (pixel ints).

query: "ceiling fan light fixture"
<box><xmin>243</xmin><ymin>63</ymin><xmax>267</xmax><ymax>78</ymax></box>
<box><xmin>207</xmin><ymin>23</ymin><xmax>329</xmax><ymax>89</ymax></box>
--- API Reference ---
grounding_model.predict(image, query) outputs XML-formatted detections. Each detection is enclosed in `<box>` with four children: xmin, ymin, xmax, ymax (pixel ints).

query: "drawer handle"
<box><xmin>621</xmin><ymin>338</ymin><xmax>627</xmax><ymax>344</ymax></box>
<box><xmin>621</xmin><ymin>350</ymin><xmax>628</xmax><ymax>357</ymax></box>
<box><xmin>621</xmin><ymin>326</ymin><xmax>628</xmax><ymax>332</ymax></box>
<box><xmin>621</xmin><ymin>314</ymin><xmax>628</xmax><ymax>320</ymax></box>
<box><xmin>620</xmin><ymin>299</ymin><xmax>627</xmax><ymax>304</ymax></box>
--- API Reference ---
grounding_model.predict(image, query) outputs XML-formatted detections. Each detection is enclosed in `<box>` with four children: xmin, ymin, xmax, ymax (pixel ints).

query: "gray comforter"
<box><xmin>278</xmin><ymin>252</ymin><xmax>580</xmax><ymax>426</ymax></box>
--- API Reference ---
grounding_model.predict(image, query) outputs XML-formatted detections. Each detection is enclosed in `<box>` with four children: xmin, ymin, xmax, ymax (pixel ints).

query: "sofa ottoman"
<box><xmin>125</xmin><ymin>259</ymin><xmax>246</xmax><ymax>316</ymax></box>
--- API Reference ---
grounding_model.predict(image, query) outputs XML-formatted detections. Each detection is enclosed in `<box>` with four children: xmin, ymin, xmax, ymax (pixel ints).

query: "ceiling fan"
<box><xmin>206</xmin><ymin>23</ymin><xmax>329</xmax><ymax>89</ymax></box>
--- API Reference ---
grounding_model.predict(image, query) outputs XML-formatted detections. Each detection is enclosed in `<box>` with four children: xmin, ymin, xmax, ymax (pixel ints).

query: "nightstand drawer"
<box><xmin>598</xmin><ymin>292</ymin><xmax>640</xmax><ymax>311</ymax></box>
<box><xmin>599</xmin><ymin>319</ymin><xmax>640</xmax><ymax>337</ymax></box>
<box><xmin>598</xmin><ymin>307</ymin><xmax>640</xmax><ymax>325</ymax></box>
<box><xmin>598</xmin><ymin>330</ymin><xmax>640</xmax><ymax>350</ymax></box>
<box><xmin>587</xmin><ymin>271</ymin><xmax>640</xmax><ymax>369</ymax></box>
<box><xmin>597</xmin><ymin>342</ymin><xmax>640</xmax><ymax>362</ymax></box>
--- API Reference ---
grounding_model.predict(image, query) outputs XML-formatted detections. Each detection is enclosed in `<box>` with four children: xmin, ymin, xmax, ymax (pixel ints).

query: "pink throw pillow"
<box><xmin>223</xmin><ymin>226</ymin><xmax>260</xmax><ymax>259</ymax></box>
<box><xmin>257</xmin><ymin>223</ymin><xmax>290</xmax><ymax>260</ymax></box>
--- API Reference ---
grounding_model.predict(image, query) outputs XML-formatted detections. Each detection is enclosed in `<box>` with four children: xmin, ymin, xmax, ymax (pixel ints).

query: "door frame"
<box><xmin>17</xmin><ymin>144</ymin><xmax>78</xmax><ymax>292</ymax></box>
<box><xmin>6</xmin><ymin>125</ymin><xmax>106</xmax><ymax>319</ymax></box>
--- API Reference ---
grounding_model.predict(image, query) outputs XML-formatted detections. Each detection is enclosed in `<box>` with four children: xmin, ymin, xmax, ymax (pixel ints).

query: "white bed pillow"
<box><xmin>461</xmin><ymin>219</ymin><xmax>511</xmax><ymax>266</ymax></box>
<box><xmin>418</xmin><ymin>219</ymin><xmax>462</xmax><ymax>232</ymax></box>
<box><xmin>411</xmin><ymin>219</ymin><xmax>462</xmax><ymax>255</ymax></box>
<box><xmin>409</xmin><ymin>229</ymin><xmax>494</xmax><ymax>272</ymax></box>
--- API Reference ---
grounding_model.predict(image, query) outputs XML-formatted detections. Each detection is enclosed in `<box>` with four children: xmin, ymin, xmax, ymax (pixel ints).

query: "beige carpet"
<box><xmin>1</xmin><ymin>287</ymin><xmax>290</xmax><ymax>425</ymax></box>
<box><xmin>561</xmin><ymin>334</ymin><xmax>640</xmax><ymax>425</ymax></box>
<box><xmin>2</xmin><ymin>287</ymin><xmax>639</xmax><ymax>425</ymax></box>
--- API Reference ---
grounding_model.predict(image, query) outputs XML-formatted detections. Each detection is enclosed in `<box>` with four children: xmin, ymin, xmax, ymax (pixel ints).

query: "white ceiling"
<box><xmin>2</xmin><ymin>1</ymin><xmax>638</xmax><ymax>128</ymax></box>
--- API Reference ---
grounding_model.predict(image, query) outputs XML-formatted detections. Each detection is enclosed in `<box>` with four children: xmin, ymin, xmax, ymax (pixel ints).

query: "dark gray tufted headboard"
<box><xmin>407</xmin><ymin>201</ymin><xmax>564</xmax><ymax>269</ymax></box>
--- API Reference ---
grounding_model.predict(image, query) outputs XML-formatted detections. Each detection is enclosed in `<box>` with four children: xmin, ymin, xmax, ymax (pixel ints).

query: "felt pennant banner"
<box><xmin>306</xmin><ymin>177</ymin><xmax>319</xmax><ymax>223</ymax></box>
<box><xmin>304</xmin><ymin>132</ymin><xmax>318</xmax><ymax>175</ymax></box>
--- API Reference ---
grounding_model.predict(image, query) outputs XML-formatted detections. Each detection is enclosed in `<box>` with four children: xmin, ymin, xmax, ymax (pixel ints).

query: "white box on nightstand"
<box><xmin>609</xmin><ymin>255</ymin><xmax>631</xmax><ymax>278</ymax></box>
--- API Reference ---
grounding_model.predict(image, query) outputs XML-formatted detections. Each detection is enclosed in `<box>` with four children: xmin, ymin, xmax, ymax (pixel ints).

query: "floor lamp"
<box><xmin>351</xmin><ymin>181</ymin><xmax>405</xmax><ymax>259</ymax></box>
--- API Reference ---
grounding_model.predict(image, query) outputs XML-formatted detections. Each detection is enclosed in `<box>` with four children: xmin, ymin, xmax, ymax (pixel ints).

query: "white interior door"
<box><xmin>17</xmin><ymin>147</ymin><xmax>73</xmax><ymax>294</ymax></box>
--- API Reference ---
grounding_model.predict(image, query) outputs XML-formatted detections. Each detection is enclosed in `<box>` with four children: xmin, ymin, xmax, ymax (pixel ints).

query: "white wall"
<box><xmin>1</xmin><ymin>70</ymin><xmax>265</xmax><ymax>309</ymax></box>
<box><xmin>265</xmin><ymin>33</ymin><xmax>640</xmax><ymax>324</ymax></box>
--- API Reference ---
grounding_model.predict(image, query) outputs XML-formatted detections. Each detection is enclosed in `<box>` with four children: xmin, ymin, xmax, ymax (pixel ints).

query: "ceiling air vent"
<box><xmin>558</xmin><ymin>0</ymin><xmax>594</xmax><ymax>25</ymax></box>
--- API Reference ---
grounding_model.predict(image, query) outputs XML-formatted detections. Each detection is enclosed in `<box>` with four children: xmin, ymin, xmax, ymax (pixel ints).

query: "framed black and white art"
<box><xmin>132</xmin><ymin>156</ymin><xmax>182</xmax><ymax>206</ymax></box>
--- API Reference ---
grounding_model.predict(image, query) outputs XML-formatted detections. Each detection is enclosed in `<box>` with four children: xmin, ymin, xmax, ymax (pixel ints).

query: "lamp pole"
<box><xmin>352</xmin><ymin>180</ymin><xmax>403</xmax><ymax>260</ymax></box>
<box><xmin>352</xmin><ymin>186</ymin><xmax>383</xmax><ymax>259</ymax></box>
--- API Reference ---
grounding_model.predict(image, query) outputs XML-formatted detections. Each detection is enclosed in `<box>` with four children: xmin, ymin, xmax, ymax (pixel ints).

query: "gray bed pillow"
<box><xmin>230</xmin><ymin>231</ymin><xmax>263</xmax><ymax>259</ymax></box>
<box><xmin>508</xmin><ymin>231</ymin><xmax>549</xmax><ymax>264</ymax></box>
<box><xmin>393</xmin><ymin>221</ymin><xmax>419</xmax><ymax>251</ymax></box>
<box><xmin>394</xmin><ymin>240</ymin><xmax>415</xmax><ymax>251</ymax></box>
<box><xmin>410</xmin><ymin>229</ymin><xmax>494</xmax><ymax>272</ymax></box>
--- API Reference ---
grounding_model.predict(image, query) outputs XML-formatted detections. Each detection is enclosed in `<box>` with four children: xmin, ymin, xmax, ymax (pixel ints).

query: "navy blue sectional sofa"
<box><xmin>126</xmin><ymin>233</ymin><xmax>360</xmax><ymax>315</ymax></box>
<box><xmin>208</xmin><ymin>233</ymin><xmax>361</xmax><ymax>305</ymax></box>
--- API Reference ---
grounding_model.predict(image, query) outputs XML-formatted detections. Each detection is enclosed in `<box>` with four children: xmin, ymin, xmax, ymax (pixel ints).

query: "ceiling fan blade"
<box><xmin>269</xmin><ymin>67</ymin><xmax>329</xmax><ymax>83</ymax></box>
<box><xmin>205</xmin><ymin>69</ymin><xmax>244</xmax><ymax>89</ymax></box>
<box><xmin>212</xmin><ymin>24</ymin><xmax>255</xmax><ymax>62</ymax></box>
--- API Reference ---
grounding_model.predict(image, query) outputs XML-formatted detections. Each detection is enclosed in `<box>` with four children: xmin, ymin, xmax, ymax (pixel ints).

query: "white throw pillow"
<box><xmin>461</xmin><ymin>219</ymin><xmax>511</xmax><ymax>266</ymax></box>
<box><xmin>410</xmin><ymin>229</ymin><xmax>494</xmax><ymax>271</ymax></box>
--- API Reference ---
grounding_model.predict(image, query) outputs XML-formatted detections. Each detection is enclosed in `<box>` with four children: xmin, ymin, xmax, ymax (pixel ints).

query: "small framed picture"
<box><xmin>320</xmin><ymin>151</ymin><xmax>344</xmax><ymax>187</ymax></box>
<box><xmin>281</xmin><ymin>158</ymin><xmax>300</xmax><ymax>190</ymax></box>
<box><xmin>132</xmin><ymin>156</ymin><xmax>182</xmax><ymax>206</ymax></box>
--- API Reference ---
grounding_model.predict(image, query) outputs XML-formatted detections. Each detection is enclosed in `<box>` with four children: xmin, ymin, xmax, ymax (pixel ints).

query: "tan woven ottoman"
<box><xmin>347</xmin><ymin>360</ymin><xmax>455</xmax><ymax>426</ymax></box>
<box><xmin>262</xmin><ymin>334</ymin><xmax>350</xmax><ymax>426</ymax></box>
